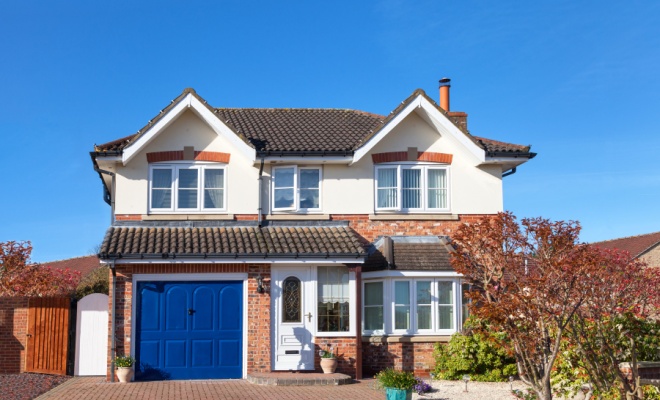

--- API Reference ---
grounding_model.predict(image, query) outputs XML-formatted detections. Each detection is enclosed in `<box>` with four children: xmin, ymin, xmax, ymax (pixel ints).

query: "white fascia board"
<box><xmin>95</xmin><ymin>156</ymin><xmax>122</xmax><ymax>163</ymax></box>
<box><xmin>110</xmin><ymin>258</ymin><xmax>365</xmax><ymax>265</ymax></box>
<box><xmin>121</xmin><ymin>95</ymin><xmax>192</xmax><ymax>165</ymax></box>
<box><xmin>121</xmin><ymin>93</ymin><xmax>256</xmax><ymax>165</ymax></box>
<box><xmin>482</xmin><ymin>156</ymin><xmax>530</xmax><ymax>167</ymax></box>
<box><xmin>188</xmin><ymin>95</ymin><xmax>256</xmax><ymax>162</ymax></box>
<box><xmin>352</xmin><ymin>96</ymin><xmax>423</xmax><ymax>164</ymax></box>
<box><xmin>262</xmin><ymin>156</ymin><xmax>353</xmax><ymax>165</ymax></box>
<box><xmin>362</xmin><ymin>270</ymin><xmax>462</xmax><ymax>279</ymax></box>
<box><xmin>418</xmin><ymin>99</ymin><xmax>486</xmax><ymax>163</ymax></box>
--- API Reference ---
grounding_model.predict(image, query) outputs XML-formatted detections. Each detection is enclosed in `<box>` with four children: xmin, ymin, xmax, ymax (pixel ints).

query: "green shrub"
<box><xmin>114</xmin><ymin>354</ymin><xmax>135</xmax><ymax>368</ymax></box>
<box><xmin>75</xmin><ymin>266</ymin><xmax>109</xmax><ymax>300</ymax></box>
<box><xmin>433</xmin><ymin>318</ymin><xmax>517</xmax><ymax>382</ymax></box>
<box><xmin>375</xmin><ymin>368</ymin><xmax>417</xmax><ymax>390</ymax></box>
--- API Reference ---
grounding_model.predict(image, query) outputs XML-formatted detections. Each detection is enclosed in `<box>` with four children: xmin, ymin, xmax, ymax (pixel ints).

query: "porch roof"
<box><xmin>364</xmin><ymin>236</ymin><xmax>454</xmax><ymax>272</ymax></box>
<box><xmin>98</xmin><ymin>225</ymin><xmax>366</xmax><ymax>261</ymax></box>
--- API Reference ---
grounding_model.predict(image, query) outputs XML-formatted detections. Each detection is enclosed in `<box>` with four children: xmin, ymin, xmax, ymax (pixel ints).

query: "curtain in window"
<box><xmin>394</xmin><ymin>281</ymin><xmax>410</xmax><ymax>330</ymax></box>
<box><xmin>364</xmin><ymin>282</ymin><xmax>384</xmax><ymax>331</ymax></box>
<box><xmin>203</xmin><ymin>169</ymin><xmax>224</xmax><ymax>209</ymax></box>
<box><xmin>177</xmin><ymin>169</ymin><xmax>198</xmax><ymax>208</ymax></box>
<box><xmin>402</xmin><ymin>169</ymin><xmax>421</xmax><ymax>208</ymax></box>
<box><xmin>377</xmin><ymin>168</ymin><xmax>397</xmax><ymax>208</ymax></box>
<box><xmin>438</xmin><ymin>281</ymin><xmax>454</xmax><ymax>329</ymax></box>
<box><xmin>151</xmin><ymin>169</ymin><xmax>172</xmax><ymax>209</ymax></box>
<box><xmin>299</xmin><ymin>169</ymin><xmax>320</xmax><ymax>209</ymax></box>
<box><xmin>416</xmin><ymin>281</ymin><xmax>432</xmax><ymax>330</ymax></box>
<box><xmin>427</xmin><ymin>169</ymin><xmax>447</xmax><ymax>209</ymax></box>
<box><xmin>317</xmin><ymin>266</ymin><xmax>349</xmax><ymax>332</ymax></box>
<box><xmin>274</xmin><ymin>167</ymin><xmax>295</xmax><ymax>209</ymax></box>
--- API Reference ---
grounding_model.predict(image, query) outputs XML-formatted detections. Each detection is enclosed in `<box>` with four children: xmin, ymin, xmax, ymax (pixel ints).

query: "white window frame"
<box><xmin>374</xmin><ymin>163</ymin><xmax>450</xmax><ymax>213</ymax></box>
<box><xmin>362</xmin><ymin>277</ymin><xmax>461</xmax><ymax>336</ymax></box>
<box><xmin>313</xmin><ymin>265</ymin><xmax>356</xmax><ymax>337</ymax></box>
<box><xmin>362</xmin><ymin>280</ymin><xmax>386</xmax><ymax>334</ymax></box>
<box><xmin>272</xmin><ymin>166</ymin><xmax>322</xmax><ymax>212</ymax></box>
<box><xmin>148</xmin><ymin>162</ymin><xmax>227</xmax><ymax>213</ymax></box>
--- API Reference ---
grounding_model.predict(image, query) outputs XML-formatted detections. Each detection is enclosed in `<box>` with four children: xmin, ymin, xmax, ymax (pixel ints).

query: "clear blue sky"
<box><xmin>1</xmin><ymin>1</ymin><xmax>659</xmax><ymax>262</ymax></box>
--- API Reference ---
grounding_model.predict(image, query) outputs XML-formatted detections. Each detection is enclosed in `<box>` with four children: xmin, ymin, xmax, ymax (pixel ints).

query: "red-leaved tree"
<box><xmin>450</xmin><ymin>212</ymin><xmax>659</xmax><ymax>400</ymax></box>
<box><xmin>0</xmin><ymin>241</ymin><xmax>81</xmax><ymax>297</ymax></box>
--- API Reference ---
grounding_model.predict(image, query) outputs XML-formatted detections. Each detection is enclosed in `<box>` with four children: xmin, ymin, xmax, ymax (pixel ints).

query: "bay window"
<box><xmin>363</xmin><ymin>278</ymin><xmax>459</xmax><ymax>335</ymax></box>
<box><xmin>149</xmin><ymin>163</ymin><xmax>226</xmax><ymax>212</ymax></box>
<box><xmin>273</xmin><ymin>166</ymin><xmax>321</xmax><ymax>212</ymax></box>
<box><xmin>375</xmin><ymin>165</ymin><xmax>448</xmax><ymax>212</ymax></box>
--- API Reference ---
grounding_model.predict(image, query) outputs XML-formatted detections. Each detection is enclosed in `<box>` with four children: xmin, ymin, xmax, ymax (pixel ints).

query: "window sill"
<box><xmin>142</xmin><ymin>214</ymin><xmax>235</xmax><ymax>221</ymax></box>
<box><xmin>361</xmin><ymin>335</ymin><xmax>452</xmax><ymax>343</ymax></box>
<box><xmin>369</xmin><ymin>214</ymin><xmax>458</xmax><ymax>221</ymax></box>
<box><xmin>266</xmin><ymin>214</ymin><xmax>331</xmax><ymax>221</ymax></box>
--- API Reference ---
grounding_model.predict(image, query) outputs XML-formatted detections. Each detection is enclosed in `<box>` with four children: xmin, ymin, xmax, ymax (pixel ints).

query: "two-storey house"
<box><xmin>91</xmin><ymin>79</ymin><xmax>535</xmax><ymax>381</ymax></box>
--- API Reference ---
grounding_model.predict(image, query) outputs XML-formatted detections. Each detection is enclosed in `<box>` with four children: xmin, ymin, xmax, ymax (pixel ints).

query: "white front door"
<box><xmin>272</xmin><ymin>267</ymin><xmax>314</xmax><ymax>370</ymax></box>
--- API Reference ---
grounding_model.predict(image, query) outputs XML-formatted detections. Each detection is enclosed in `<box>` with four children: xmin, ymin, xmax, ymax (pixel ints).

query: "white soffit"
<box><xmin>352</xmin><ymin>94</ymin><xmax>486</xmax><ymax>164</ymax></box>
<box><xmin>121</xmin><ymin>93</ymin><xmax>256</xmax><ymax>165</ymax></box>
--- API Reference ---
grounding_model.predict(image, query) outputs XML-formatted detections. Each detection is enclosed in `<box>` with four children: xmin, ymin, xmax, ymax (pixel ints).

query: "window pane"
<box><xmin>178</xmin><ymin>188</ymin><xmax>197</xmax><ymax>208</ymax></box>
<box><xmin>282</xmin><ymin>277</ymin><xmax>301</xmax><ymax>323</ymax></box>
<box><xmin>365</xmin><ymin>282</ymin><xmax>383</xmax><ymax>306</ymax></box>
<box><xmin>394</xmin><ymin>281</ymin><xmax>410</xmax><ymax>330</ymax></box>
<box><xmin>418</xmin><ymin>305</ymin><xmax>431</xmax><ymax>330</ymax></box>
<box><xmin>428</xmin><ymin>169</ymin><xmax>447</xmax><ymax>209</ymax></box>
<box><xmin>300</xmin><ymin>169</ymin><xmax>320</xmax><ymax>189</ymax></box>
<box><xmin>179</xmin><ymin>169</ymin><xmax>198</xmax><ymax>188</ymax></box>
<box><xmin>204</xmin><ymin>169</ymin><xmax>224</xmax><ymax>189</ymax></box>
<box><xmin>438</xmin><ymin>305</ymin><xmax>454</xmax><ymax>329</ymax></box>
<box><xmin>317</xmin><ymin>266</ymin><xmax>349</xmax><ymax>332</ymax></box>
<box><xmin>274</xmin><ymin>167</ymin><xmax>295</xmax><ymax>188</ymax></box>
<box><xmin>402</xmin><ymin>169</ymin><xmax>421</xmax><ymax>208</ymax></box>
<box><xmin>365</xmin><ymin>306</ymin><xmax>384</xmax><ymax>331</ymax></box>
<box><xmin>462</xmin><ymin>283</ymin><xmax>471</xmax><ymax>327</ymax></box>
<box><xmin>438</xmin><ymin>281</ymin><xmax>453</xmax><ymax>304</ymax></box>
<box><xmin>153</xmin><ymin>169</ymin><xmax>172</xmax><ymax>188</ymax></box>
<box><xmin>416</xmin><ymin>281</ymin><xmax>432</xmax><ymax>304</ymax></box>
<box><xmin>299</xmin><ymin>189</ymin><xmax>319</xmax><ymax>209</ymax></box>
<box><xmin>274</xmin><ymin>188</ymin><xmax>294</xmax><ymax>208</ymax></box>
<box><xmin>151</xmin><ymin>189</ymin><xmax>171</xmax><ymax>209</ymax></box>
<box><xmin>204</xmin><ymin>189</ymin><xmax>224</xmax><ymax>209</ymax></box>
<box><xmin>377</xmin><ymin>168</ymin><xmax>397</xmax><ymax>208</ymax></box>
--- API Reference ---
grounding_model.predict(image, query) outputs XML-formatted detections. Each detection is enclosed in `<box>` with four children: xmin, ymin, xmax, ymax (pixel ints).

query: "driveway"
<box><xmin>36</xmin><ymin>377</ymin><xmax>384</xmax><ymax>400</ymax></box>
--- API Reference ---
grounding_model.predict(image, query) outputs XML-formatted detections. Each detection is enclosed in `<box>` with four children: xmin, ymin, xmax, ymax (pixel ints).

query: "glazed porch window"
<box><xmin>317</xmin><ymin>266</ymin><xmax>349</xmax><ymax>332</ymax></box>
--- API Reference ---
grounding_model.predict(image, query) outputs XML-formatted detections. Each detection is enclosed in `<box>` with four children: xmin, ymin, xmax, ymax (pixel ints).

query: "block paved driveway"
<box><xmin>36</xmin><ymin>377</ymin><xmax>384</xmax><ymax>400</ymax></box>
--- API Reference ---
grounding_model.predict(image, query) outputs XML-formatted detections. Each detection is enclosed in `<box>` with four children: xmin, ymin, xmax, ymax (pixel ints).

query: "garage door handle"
<box><xmin>188</xmin><ymin>309</ymin><xmax>196</xmax><ymax>315</ymax></box>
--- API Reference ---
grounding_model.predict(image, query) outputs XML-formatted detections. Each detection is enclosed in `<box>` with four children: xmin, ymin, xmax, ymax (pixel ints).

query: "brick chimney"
<box><xmin>439</xmin><ymin>77</ymin><xmax>468</xmax><ymax>132</ymax></box>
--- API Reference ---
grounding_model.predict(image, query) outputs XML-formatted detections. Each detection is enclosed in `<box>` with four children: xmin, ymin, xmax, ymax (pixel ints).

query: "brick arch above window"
<box><xmin>146</xmin><ymin>151</ymin><xmax>231</xmax><ymax>163</ymax></box>
<box><xmin>371</xmin><ymin>151</ymin><xmax>452</xmax><ymax>164</ymax></box>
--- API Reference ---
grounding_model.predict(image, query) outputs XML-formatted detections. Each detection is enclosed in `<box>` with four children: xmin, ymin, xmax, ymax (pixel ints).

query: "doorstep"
<box><xmin>246</xmin><ymin>371</ymin><xmax>353</xmax><ymax>386</ymax></box>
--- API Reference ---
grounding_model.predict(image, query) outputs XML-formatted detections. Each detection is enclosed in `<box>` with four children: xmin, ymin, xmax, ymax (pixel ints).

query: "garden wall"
<box><xmin>0</xmin><ymin>297</ymin><xmax>29</xmax><ymax>374</ymax></box>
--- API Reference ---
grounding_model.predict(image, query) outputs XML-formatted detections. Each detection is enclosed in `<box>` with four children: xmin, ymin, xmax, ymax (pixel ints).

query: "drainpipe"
<box><xmin>355</xmin><ymin>265</ymin><xmax>363</xmax><ymax>380</ymax></box>
<box><xmin>110</xmin><ymin>258</ymin><xmax>117</xmax><ymax>382</ymax></box>
<box><xmin>91</xmin><ymin>155</ymin><xmax>116</xmax><ymax>224</ymax></box>
<box><xmin>257</xmin><ymin>156</ymin><xmax>265</xmax><ymax>227</ymax></box>
<box><xmin>502</xmin><ymin>167</ymin><xmax>517</xmax><ymax>178</ymax></box>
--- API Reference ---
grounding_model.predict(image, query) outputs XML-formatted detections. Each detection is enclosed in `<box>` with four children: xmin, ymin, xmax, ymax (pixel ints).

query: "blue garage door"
<box><xmin>135</xmin><ymin>281</ymin><xmax>243</xmax><ymax>380</ymax></box>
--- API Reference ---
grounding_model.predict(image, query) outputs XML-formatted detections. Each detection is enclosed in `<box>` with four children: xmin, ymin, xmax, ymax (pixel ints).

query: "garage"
<box><xmin>135</xmin><ymin>281</ymin><xmax>243</xmax><ymax>380</ymax></box>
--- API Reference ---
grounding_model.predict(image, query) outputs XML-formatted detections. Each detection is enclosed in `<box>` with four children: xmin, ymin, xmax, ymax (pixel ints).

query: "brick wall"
<box><xmin>106</xmin><ymin>263</ymin><xmax>273</xmax><ymax>380</ymax></box>
<box><xmin>315</xmin><ymin>337</ymin><xmax>358</xmax><ymax>377</ymax></box>
<box><xmin>362</xmin><ymin>341</ymin><xmax>436</xmax><ymax>377</ymax></box>
<box><xmin>0</xmin><ymin>297</ymin><xmax>29</xmax><ymax>374</ymax></box>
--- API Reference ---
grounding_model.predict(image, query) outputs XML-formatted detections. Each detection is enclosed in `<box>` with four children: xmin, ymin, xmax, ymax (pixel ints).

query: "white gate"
<box><xmin>74</xmin><ymin>293</ymin><xmax>109</xmax><ymax>376</ymax></box>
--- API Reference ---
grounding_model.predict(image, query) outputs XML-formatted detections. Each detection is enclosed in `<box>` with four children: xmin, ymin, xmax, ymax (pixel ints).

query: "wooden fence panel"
<box><xmin>25</xmin><ymin>297</ymin><xmax>70</xmax><ymax>375</ymax></box>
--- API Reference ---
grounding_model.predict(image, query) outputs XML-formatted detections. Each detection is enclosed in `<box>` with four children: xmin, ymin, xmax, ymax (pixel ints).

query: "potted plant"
<box><xmin>115</xmin><ymin>354</ymin><xmax>135</xmax><ymax>383</ymax></box>
<box><xmin>319</xmin><ymin>344</ymin><xmax>337</xmax><ymax>374</ymax></box>
<box><xmin>375</xmin><ymin>368</ymin><xmax>417</xmax><ymax>400</ymax></box>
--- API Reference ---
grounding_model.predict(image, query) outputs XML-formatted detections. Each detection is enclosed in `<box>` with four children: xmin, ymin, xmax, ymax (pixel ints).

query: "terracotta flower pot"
<box><xmin>116</xmin><ymin>367</ymin><xmax>134</xmax><ymax>383</ymax></box>
<box><xmin>320</xmin><ymin>357</ymin><xmax>337</xmax><ymax>374</ymax></box>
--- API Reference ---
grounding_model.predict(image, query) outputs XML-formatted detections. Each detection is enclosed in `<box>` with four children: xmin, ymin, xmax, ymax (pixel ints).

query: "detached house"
<box><xmin>91</xmin><ymin>79</ymin><xmax>535</xmax><ymax>381</ymax></box>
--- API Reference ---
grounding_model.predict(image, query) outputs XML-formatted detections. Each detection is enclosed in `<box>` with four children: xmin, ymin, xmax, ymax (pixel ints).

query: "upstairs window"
<box><xmin>272</xmin><ymin>166</ymin><xmax>321</xmax><ymax>212</ymax></box>
<box><xmin>375</xmin><ymin>165</ymin><xmax>449</xmax><ymax>212</ymax></box>
<box><xmin>149</xmin><ymin>163</ymin><xmax>226</xmax><ymax>212</ymax></box>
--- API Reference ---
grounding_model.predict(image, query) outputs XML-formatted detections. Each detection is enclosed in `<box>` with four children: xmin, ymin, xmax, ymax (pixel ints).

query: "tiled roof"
<box><xmin>99</xmin><ymin>226</ymin><xmax>366</xmax><ymax>260</ymax></box>
<box><xmin>93</xmin><ymin>88</ymin><xmax>534</xmax><ymax>158</ymax></box>
<box><xmin>364</xmin><ymin>236</ymin><xmax>453</xmax><ymax>272</ymax></box>
<box><xmin>592</xmin><ymin>231</ymin><xmax>660</xmax><ymax>259</ymax></box>
<box><xmin>41</xmin><ymin>255</ymin><xmax>101</xmax><ymax>277</ymax></box>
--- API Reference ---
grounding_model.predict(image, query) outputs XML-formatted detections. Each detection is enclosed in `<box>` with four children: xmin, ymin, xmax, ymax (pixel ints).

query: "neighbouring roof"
<box><xmin>99</xmin><ymin>226</ymin><xmax>366</xmax><ymax>260</ymax></box>
<box><xmin>592</xmin><ymin>231</ymin><xmax>660</xmax><ymax>259</ymax></box>
<box><xmin>41</xmin><ymin>255</ymin><xmax>102</xmax><ymax>277</ymax></box>
<box><xmin>93</xmin><ymin>88</ymin><xmax>534</xmax><ymax>157</ymax></box>
<box><xmin>364</xmin><ymin>236</ymin><xmax>454</xmax><ymax>272</ymax></box>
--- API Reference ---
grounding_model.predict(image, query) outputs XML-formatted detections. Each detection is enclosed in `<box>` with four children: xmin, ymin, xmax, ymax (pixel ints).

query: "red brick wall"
<box><xmin>362</xmin><ymin>341</ymin><xmax>437</xmax><ymax>377</ymax></box>
<box><xmin>315</xmin><ymin>337</ymin><xmax>358</xmax><ymax>377</ymax></box>
<box><xmin>0</xmin><ymin>297</ymin><xmax>29</xmax><ymax>374</ymax></box>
